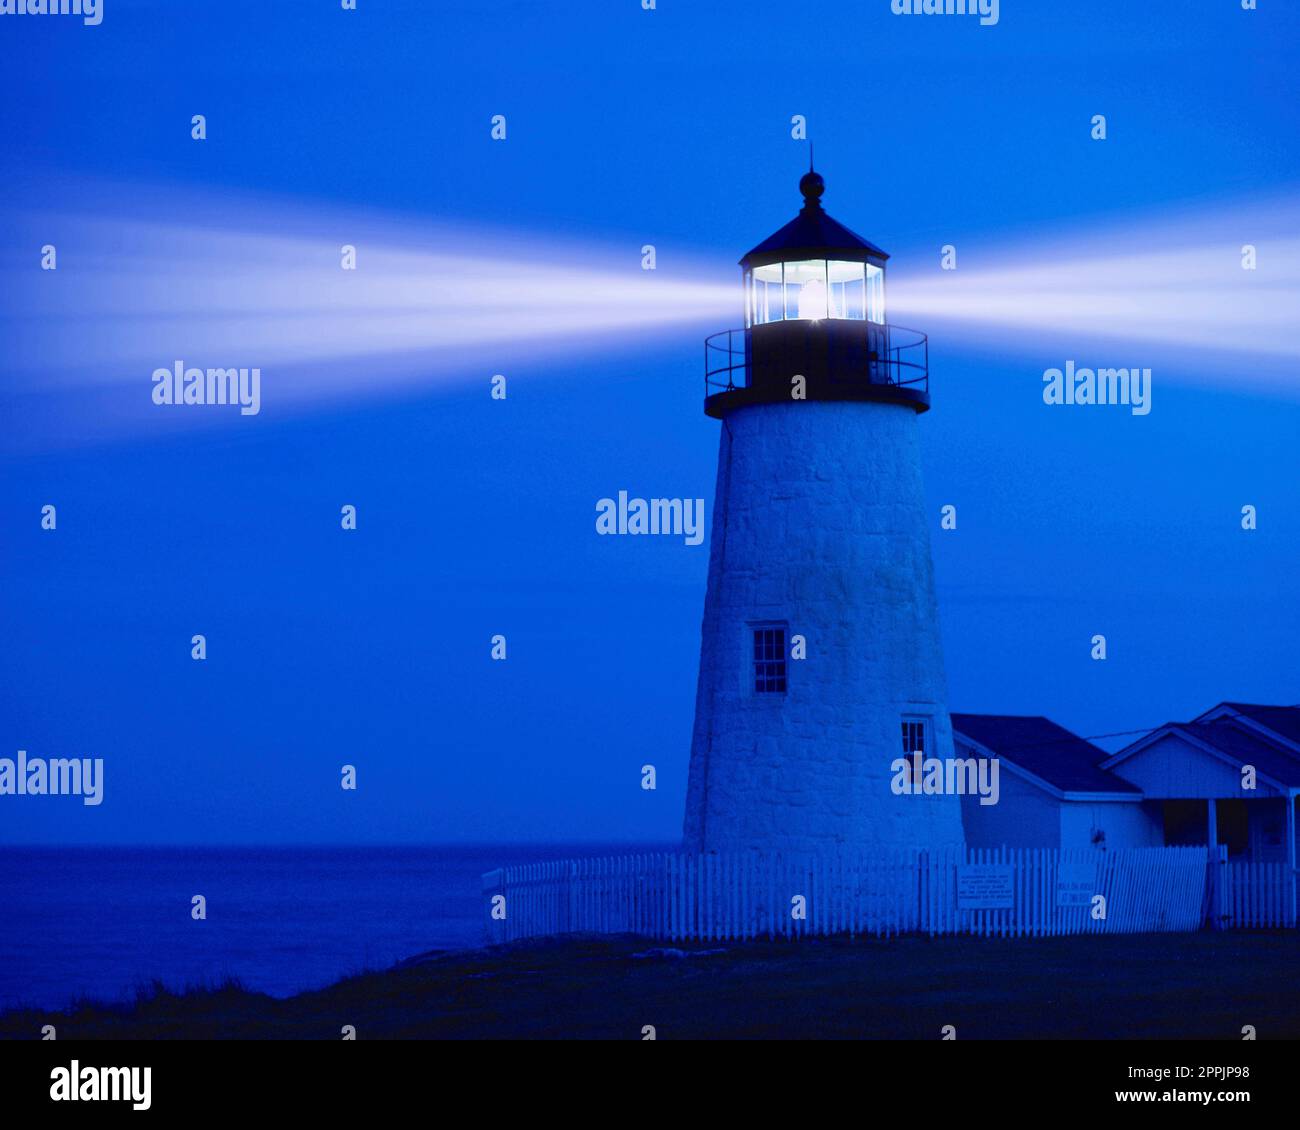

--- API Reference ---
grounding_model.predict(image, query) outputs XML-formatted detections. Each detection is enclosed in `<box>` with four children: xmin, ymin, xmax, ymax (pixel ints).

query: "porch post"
<box><xmin>1288</xmin><ymin>791</ymin><xmax>1297</xmax><ymax>927</ymax></box>
<box><xmin>1204</xmin><ymin>798</ymin><xmax>1220</xmax><ymax>930</ymax></box>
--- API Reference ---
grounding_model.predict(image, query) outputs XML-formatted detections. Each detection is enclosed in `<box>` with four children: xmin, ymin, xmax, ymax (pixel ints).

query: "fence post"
<box><xmin>1288</xmin><ymin>792</ymin><xmax>1298</xmax><ymax>929</ymax></box>
<box><xmin>1204</xmin><ymin>844</ymin><xmax>1227</xmax><ymax>930</ymax></box>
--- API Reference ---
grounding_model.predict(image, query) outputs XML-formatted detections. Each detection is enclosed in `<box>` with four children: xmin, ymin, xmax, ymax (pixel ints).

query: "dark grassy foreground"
<box><xmin>3</xmin><ymin>930</ymin><xmax>1298</xmax><ymax>1040</ymax></box>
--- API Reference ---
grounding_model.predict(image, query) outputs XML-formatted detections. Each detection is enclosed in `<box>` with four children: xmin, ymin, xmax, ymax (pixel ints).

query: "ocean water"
<box><xmin>0</xmin><ymin>844</ymin><xmax>664</xmax><ymax>1012</ymax></box>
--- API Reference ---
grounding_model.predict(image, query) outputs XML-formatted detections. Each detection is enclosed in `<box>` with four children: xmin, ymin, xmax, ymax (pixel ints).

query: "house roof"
<box><xmin>1165</xmin><ymin>721</ymin><xmax>1300</xmax><ymax>788</ymax></box>
<box><xmin>1218</xmin><ymin>703</ymin><xmax>1300</xmax><ymax>748</ymax></box>
<box><xmin>951</xmin><ymin>713</ymin><xmax>1139</xmax><ymax>796</ymax></box>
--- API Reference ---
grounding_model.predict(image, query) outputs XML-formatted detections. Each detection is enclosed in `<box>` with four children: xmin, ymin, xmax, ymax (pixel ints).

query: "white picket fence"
<box><xmin>1219</xmin><ymin>858</ymin><xmax>1295</xmax><ymax>928</ymax></box>
<box><xmin>481</xmin><ymin>845</ymin><xmax>1256</xmax><ymax>944</ymax></box>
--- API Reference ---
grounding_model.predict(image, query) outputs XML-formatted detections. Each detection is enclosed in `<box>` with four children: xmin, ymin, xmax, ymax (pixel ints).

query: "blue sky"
<box><xmin>1</xmin><ymin>0</ymin><xmax>1298</xmax><ymax>844</ymax></box>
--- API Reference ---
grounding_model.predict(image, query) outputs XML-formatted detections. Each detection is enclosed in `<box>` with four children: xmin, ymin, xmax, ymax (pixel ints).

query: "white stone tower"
<box><xmin>683</xmin><ymin>168</ymin><xmax>965</xmax><ymax>855</ymax></box>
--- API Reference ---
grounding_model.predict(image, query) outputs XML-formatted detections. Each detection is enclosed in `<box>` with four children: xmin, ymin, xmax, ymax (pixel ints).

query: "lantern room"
<box><xmin>742</xmin><ymin>170</ymin><xmax>887</xmax><ymax>327</ymax></box>
<box><xmin>704</xmin><ymin>168</ymin><xmax>929</xmax><ymax>419</ymax></box>
<box><xmin>746</xmin><ymin>257</ymin><xmax>885</xmax><ymax>325</ymax></box>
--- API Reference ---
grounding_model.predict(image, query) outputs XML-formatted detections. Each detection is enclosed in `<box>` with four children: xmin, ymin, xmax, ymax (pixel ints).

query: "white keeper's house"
<box><xmin>955</xmin><ymin>702</ymin><xmax>1300</xmax><ymax>869</ymax></box>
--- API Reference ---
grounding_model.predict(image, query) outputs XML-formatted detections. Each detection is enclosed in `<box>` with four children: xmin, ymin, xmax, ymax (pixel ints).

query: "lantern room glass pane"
<box><xmin>866</xmin><ymin>263</ymin><xmax>885</xmax><ymax>324</ymax></box>
<box><xmin>784</xmin><ymin>259</ymin><xmax>828</xmax><ymax>320</ymax></box>
<box><xmin>751</xmin><ymin>262</ymin><xmax>784</xmax><ymax>325</ymax></box>
<box><xmin>827</xmin><ymin>260</ymin><xmax>865</xmax><ymax>320</ymax></box>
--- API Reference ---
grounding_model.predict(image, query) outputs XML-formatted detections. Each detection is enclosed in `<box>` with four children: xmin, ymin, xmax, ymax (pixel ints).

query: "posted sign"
<box><xmin>957</xmin><ymin>864</ymin><xmax>1014</xmax><ymax>910</ymax></box>
<box><xmin>1057</xmin><ymin>861</ymin><xmax>1097</xmax><ymax>907</ymax></box>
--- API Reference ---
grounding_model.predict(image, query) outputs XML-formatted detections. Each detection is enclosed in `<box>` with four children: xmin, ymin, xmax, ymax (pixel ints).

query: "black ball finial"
<box><xmin>799</xmin><ymin>170</ymin><xmax>825</xmax><ymax>209</ymax></box>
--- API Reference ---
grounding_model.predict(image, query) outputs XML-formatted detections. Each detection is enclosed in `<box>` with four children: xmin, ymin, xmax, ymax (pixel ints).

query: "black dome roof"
<box><xmin>742</xmin><ymin>172</ymin><xmax>888</xmax><ymax>264</ymax></box>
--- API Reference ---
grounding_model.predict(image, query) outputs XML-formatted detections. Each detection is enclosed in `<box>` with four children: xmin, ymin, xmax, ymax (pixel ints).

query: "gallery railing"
<box><xmin>704</xmin><ymin>322</ymin><xmax>929</xmax><ymax>398</ymax></box>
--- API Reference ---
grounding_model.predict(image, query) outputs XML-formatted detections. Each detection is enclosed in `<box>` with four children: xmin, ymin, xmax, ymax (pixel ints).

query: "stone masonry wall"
<box><xmin>682</xmin><ymin>399</ymin><xmax>965</xmax><ymax>853</ymax></box>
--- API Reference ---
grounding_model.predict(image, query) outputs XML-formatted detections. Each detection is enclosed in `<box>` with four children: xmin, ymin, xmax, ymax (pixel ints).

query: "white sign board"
<box><xmin>1057</xmin><ymin>860</ymin><xmax>1098</xmax><ymax>907</ymax></box>
<box><xmin>957</xmin><ymin>864</ymin><xmax>1014</xmax><ymax>910</ymax></box>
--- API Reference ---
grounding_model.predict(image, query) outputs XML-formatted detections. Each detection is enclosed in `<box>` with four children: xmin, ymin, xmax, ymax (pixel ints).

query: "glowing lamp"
<box><xmin>703</xmin><ymin>165</ymin><xmax>929</xmax><ymax>418</ymax></box>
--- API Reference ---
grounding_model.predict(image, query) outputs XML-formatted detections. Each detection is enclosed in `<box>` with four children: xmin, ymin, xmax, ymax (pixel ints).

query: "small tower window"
<box><xmin>901</xmin><ymin>716</ymin><xmax>931</xmax><ymax>784</ymax></box>
<box><xmin>752</xmin><ymin>625</ymin><xmax>787</xmax><ymax>694</ymax></box>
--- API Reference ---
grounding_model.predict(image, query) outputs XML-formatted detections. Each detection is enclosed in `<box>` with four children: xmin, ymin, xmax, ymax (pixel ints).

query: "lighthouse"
<box><xmin>682</xmin><ymin>167</ymin><xmax>965</xmax><ymax>855</ymax></box>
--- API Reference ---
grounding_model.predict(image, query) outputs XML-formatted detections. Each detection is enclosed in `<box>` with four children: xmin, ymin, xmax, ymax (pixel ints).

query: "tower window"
<box><xmin>901</xmin><ymin>717</ymin><xmax>930</xmax><ymax>784</ymax></box>
<box><xmin>752</xmin><ymin>626</ymin><xmax>787</xmax><ymax>694</ymax></box>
